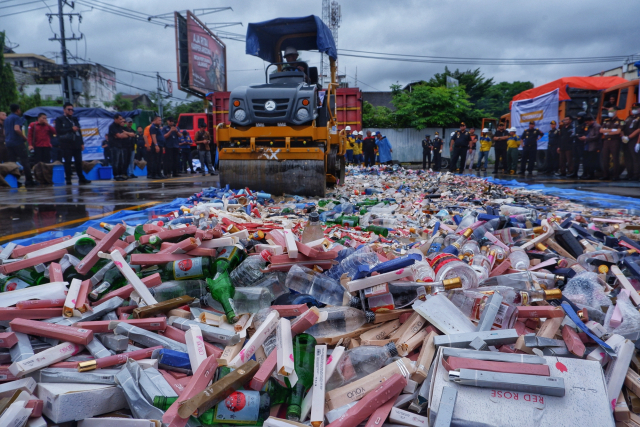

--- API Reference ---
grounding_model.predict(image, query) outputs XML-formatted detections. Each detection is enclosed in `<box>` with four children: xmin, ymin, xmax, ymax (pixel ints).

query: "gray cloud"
<box><xmin>2</xmin><ymin>0</ymin><xmax>638</xmax><ymax>100</ymax></box>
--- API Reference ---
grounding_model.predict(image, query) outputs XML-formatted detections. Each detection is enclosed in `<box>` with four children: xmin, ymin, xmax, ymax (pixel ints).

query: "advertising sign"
<box><xmin>511</xmin><ymin>88</ymin><xmax>559</xmax><ymax>150</ymax></box>
<box><xmin>175</xmin><ymin>11</ymin><xmax>227</xmax><ymax>96</ymax></box>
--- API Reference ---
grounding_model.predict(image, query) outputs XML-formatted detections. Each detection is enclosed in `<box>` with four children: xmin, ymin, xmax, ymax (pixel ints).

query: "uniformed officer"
<box><xmin>519</xmin><ymin>121</ymin><xmax>543</xmax><ymax>175</ymax></box>
<box><xmin>421</xmin><ymin>134</ymin><xmax>432</xmax><ymax>169</ymax></box>
<box><xmin>622</xmin><ymin>103</ymin><xmax>640</xmax><ymax>181</ymax></box>
<box><xmin>449</xmin><ymin>122</ymin><xmax>472</xmax><ymax>173</ymax></box>
<box><xmin>492</xmin><ymin>122</ymin><xmax>510</xmax><ymax>174</ymax></box>
<box><xmin>431</xmin><ymin>132</ymin><xmax>443</xmax><ymax>170</ymax></box>
<box><xmin>600</xmin><ymin>106</ymin><xmax>625</xmax><ymax>181</ymax></box>
<box><xmin>544</xmin><ymin>120</ymin><xmax>561</xmax><ymax>174</ymax></box>
<box><xmin>580</xmin><ymin>115</ymin><xmax>601</xmax><ymax>180</ymax></box>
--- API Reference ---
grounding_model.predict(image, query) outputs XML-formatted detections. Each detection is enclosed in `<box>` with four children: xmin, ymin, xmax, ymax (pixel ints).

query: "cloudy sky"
<box><xmin>2</xmin><ymin>0</ymin><xmax>639</xmax><ymax>101</ymax></box>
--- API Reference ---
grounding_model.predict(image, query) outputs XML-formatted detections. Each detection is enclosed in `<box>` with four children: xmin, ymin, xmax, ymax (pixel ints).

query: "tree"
<box><xmin>392</xmin><ymin>84</ymin><xmax>482</xmax><ymax>129</ymax></box>
<box><xmin>425</xmin><ymin>67</ymin><xmax>494</xmax><ymax>105</ymax></box>
<box><xmin>104</xmin><ymin>93</ymin><xmax>133</xmax><ymax>111</ymax></box>
<box><xmin>476</xmin><ymin>81</ymin><xmax>534</xmax><ymax>118</ymax></box>
<box><xmin>0</xmin><ymin>32</ymin><xmax>19</xmax><ymax>113</ymax></box>
<box><xmin>363</xmin><ymin>101</ymin><xmax>398</xmax><ymax>128</ymax></box>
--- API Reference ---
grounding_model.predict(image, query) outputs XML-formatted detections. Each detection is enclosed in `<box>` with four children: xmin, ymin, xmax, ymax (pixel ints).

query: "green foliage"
<box><xmin>17</xmin><ymin>89</ymin><xmax>62</xmax><ymax>112</ymax></box>
<box><xmin>0</xmin><ymin>31</ymin><xmax>19</xmax><ymax>113</ymax></box>
<box><xmin>425</xmin><ymin>67</ymin><xmax>494</xmax><ymax>105</ymax></box>
<box><xmin>476</xmin><ymin>81</ymin><xmax>534</xmax><ymax>119</ymax></box>
<box><xmin>104</xmin><ymin>93</ymin><xmax>133</xmax><ymax>111</ymax></box>
<box><xmin>363</xmin><ymin>101</ymin><xmax>398</xmax><ymax>128</ymax></box>
<box><xmin>392</xmin><ymin>84</ymin><xmax>480</xmax><ymax>129</ymax></box>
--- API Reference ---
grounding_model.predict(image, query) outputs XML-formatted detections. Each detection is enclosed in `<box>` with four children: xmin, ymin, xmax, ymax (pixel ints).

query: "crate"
<box><xmin>98</xmin><ymin>166</ymin><xmax>113</xmax><ymax>180</ymax></box>
<box><xmin>4</xmin><ymin>174</ymin><xmax>18</xmax><ymax>188</ymax></box>
<box><xmin>133</xmin><ymin>166</ymin><xmax>147</xmax><ymax>176</ymax></box>
<box><xmin>83</xmin><ymin>164</ymin><xmax>100</xmax><ymax>181</ymax></box>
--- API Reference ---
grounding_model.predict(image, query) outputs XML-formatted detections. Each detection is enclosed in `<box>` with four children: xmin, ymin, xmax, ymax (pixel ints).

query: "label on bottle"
<box><xmin>213</xmin><ymin>391</ymin><xmax>260</xmax><ymax>424</ymax></box>
<box><xmin>173</xmin><ymin>258</ymin><xmax>203</xmax><ymax>279</ymax></box>
<box><xmin>364</xmin><ymin>283</ymin><xmax>389</xmax><ymax>297</ymax></box>
<box><xmin>2</xmin><ymin>278</ymin><xmax>30</xmax><ymax>292</ymax></box>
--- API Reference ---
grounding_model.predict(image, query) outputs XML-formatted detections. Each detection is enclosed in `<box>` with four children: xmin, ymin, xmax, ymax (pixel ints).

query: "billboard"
<box><xmin>175</xmin><ymin>11</ymin><xmax>227</xmax><ymax>97</ymax></box>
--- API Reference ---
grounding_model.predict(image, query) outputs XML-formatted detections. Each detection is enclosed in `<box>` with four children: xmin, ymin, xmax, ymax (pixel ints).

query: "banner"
<box><xmin>48</xmin><ymin>117</ymin><xmax>111</xmax><ymax>160</ymax></box>
<box><xmin>511</xmin><ymin>88</ymin><xmax>559</xmax><ymax>150</ymax></box>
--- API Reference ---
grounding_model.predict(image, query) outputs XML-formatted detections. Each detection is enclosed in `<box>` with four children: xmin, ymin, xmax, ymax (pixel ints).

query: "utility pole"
<box><xmin>157</xmin><ymin>73</ymin><xmax>164</xmax><ymax>118</ymax></box>
<box><xmin>48</xmin><ymin>0</ymin><xmax>82</xmax><ymax>104</ymax></box>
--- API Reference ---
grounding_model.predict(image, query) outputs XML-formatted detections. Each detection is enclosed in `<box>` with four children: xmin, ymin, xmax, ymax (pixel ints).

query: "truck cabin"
<box><xmin>599</xmin><ymin>80</ymin><xmax>639</xmax><ymax>122</ymax></box>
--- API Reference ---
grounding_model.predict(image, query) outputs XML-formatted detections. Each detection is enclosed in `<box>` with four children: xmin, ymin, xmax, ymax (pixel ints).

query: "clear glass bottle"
<box><xmin>252</xmin><ymin>272</ymin><xmax>289</xmax><ymax>300</ymax></box>
<box><xmin>499</xmin><ymin>206</ymin><xmax>539</xmax><ymax>220</ymax></box>
<box><xmin>428</xmin><ymin>253</ymin><xmax>478</xmax><ymax>289</ymax></box>
<box><xmin>410</xmin><ymin>261</ymin><xmax>436</xmax><ymax>282</ymax></box>
<box><xmin>508</xmin><ymin>247</ymin><xmax>530</xmax><ymax>270</ymax></box>
<box><xmin>326</xmin><ymin>343</ymin><xmax>398</xmax><ymax>390</ymax></box>
<box><xmin>576</xmin><ymin>249</ymin><xmax>632</xmax><ymax>272</ymax></box>
<box><xmin>447</xmin><ymin>288</ymin><xmax>518</xmax><ymax>329</ymax></box>
<box><xmin>301</xmin><ymin>212</ymin><xmax>325</xmax><ymax>243</ymax></box>
<box><xmin>285</xmin><ymin>265</ymin><xmax>347</xmax><ymax>306</ymax></box>
<box><xmin>205</xmin><ymin>287</ymin><xmax>272</xmax><ymax>315</ymax></box>
<box><xmin>148</xmin><ymin>279</ymin><xmax>208</xmax><ymax>302</ymax></box>
<box><xmin>305</xmin><ymin>307</ymin><xmax>374</xmax><ymax>339</ymax></box>
<box><xmin>478</xmin><ymin>271</ymin><xmax>538</xmax><ymax>291</ymax></box>
<box><xmin>230</xmin><ymin>250</ymin><xmax>271</xmax><ymax>288</ymax></box>
<box><xmin>442</xmin><ymin>229</ymin><xmax>474</xmax><ymax>255</ymax></box>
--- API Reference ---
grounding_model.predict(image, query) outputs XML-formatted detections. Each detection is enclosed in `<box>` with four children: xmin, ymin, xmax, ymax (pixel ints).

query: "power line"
<box><xmin>0</xmin><ymin>4</ymin><xmax>52</xmax><ymax>18</ymax></box>
<box><xmin>338</xmin><ymin>49</ymin><xmax>640</xmax><ymax>66</ymax></box>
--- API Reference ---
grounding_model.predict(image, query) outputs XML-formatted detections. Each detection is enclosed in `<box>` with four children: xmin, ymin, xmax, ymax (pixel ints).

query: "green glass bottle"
<box><xmin>365</xmin><ymin>225</ymin><xmax>389</xmax><ymax>237</ymax></box>
<box><xmin>214</xmin><ymin>246</ymin><xmax>244</xmax><ymax>274</ymax></box>
<box><xmin>0</xmin><ymin>274</ymin><xmax>32</xmax><ymax>292</ymax></box>
<box><xmin>153</xmin><ymin>396</ymin><xmax>212</xmax><ymax>423</ymax></box>
<box><xmin>89</xmin><ymin>268</ymin><xmax>127</xmax><ymax>301</ymax></box>
<box><xmin>286</xmin><ymin>333</ymin><xmax>317</xmax><ymax>421</ymax></box>
<box><xmin>134</xmin><ymin>224</ymin><xmax>146</xmax><ymax>241</ymax></box>
<box><xmin>266</xmin><ymin>377</ymin><xmax>290</xmax><ymax>406</ymax></box>
<box><xmin>15</xmin><ymin>268</ymin><xmax>48</xmax><ymax>286</ymax></box>
<box><xmin>206</xmin><ymin>272</ymin><xmax>237</xmax><ymax>323</ymax></box>
<box><xmin>161</xmin><ymin>257</ymin><xmax>216</xmax><ymax>281</ymax></box>
<box><xmin>73</xmin><ymin>237</ymin><xmax>97</xmax><ymax>259</ymax></box>
<box><xmin>338</xmin><ymin>215</ymin><xmax>359</xmax><ymax>227</ymax></box>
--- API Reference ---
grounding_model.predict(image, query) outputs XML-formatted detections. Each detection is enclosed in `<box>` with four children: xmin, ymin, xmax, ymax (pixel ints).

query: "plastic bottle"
<box><xmin>371</xmin><ymin>218</ymin><xmax>398</xmax><ymax>228</ymax></box>
<box><xmin>230</xmin><ymin>250</ymin><xmax>271</xmax><ymax>288</ymax></box>
<box><xmin>442</xmin><ymin>229</ymin><xmax>474</xmax><ymax>255</ymax></box>
<box><xmin>305</xmin><ymin>307</ymin><xmax>374</xmax><ymax>339</ymax></box>
<box><xmin>149</xmin><ymin>279</ymin><xmax>208</xmax><ymax>302</ymax></box>
<box><xmin>205</xmin><ymin>287</ymin><xmax>272</xmax><ymax>315</ymax></box>
<box><xmin>508</xmin><ymin>247</ymin><xmax>531</xmax><ymax>270</ymax></box>
<box><xmin>325</xmin><ymin>343</ymin><xmax>398</xmax><ymax>390</ymax></box>
<box><xmin>252</xmin><ymin>272</ymin><xmax>289</xmax><ymax>300</ymax></box>
<box><xmin>369</xmin><ymin>278</ymin><xmax>462</xmax><ymax>309</ymax></box>
<box><xmin>577</xmin><ymin>249</ymin><xmax>632</xmax><ymax>272</ymax></box>
<box><xmin>426</xmin><ymin>237</ymin><xmax>445</xmax><ymax>255</ymax></box>
<box><xmin>285</xmin><ymin>265</ymin><xmax>347</xmax><ymax>306</ymax></box>
<box><xmin>339</xmin><ymin>246</ymin><xmax>380</xmax><ymax>279</ymax></box>
<box><xmin>301</xmin><ymin>212</ymin><xmax>325</xmax><ymax>243</ymax></box>
<box><xmin>456</xmin><ymin>211</ymin><xmax>479</xmax><ymax>230</ymax></box>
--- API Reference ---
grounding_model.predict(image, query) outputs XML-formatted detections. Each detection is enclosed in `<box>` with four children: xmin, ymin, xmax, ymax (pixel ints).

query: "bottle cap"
<box><xmin>543</xmin><ymin>289</ymin><xmax>562</xmax><ymax>300</ymax></box>
<box><xmin>365</xmin><ymin>310</ymin><xmax>376</xmax><ymax>324</ymax></box>
<box><xmin>77</xmin><ymin>360</ymin><xmax>97</xmax><ymax>372</ymax></box>
<box><xmin>598</xmin><ymin>264</ymin><xmax>609</xmax><ymax>274</ymax></box>
<box><xmin>532</xmin><ymin>226</ymin><xmax>544</xmax><ymax>234</ymax></box>
<box><xmin>259</xmin><ymin>250</ymin><xmax>271</xmax><ymax>262</ymax></box>
<box><xmin>349</xmin><ymin>296</ymin><xmax>361</xmax><ymax>308</ymax></box>
<box><xmin>309</xmin><ymin>212</ymin><xmax>320</xmax><ymax>223</ymax></box>
<box><xmin>385</xmin><ymin>342</ymin><xmax>399</xmax><ymax>358</ymax></box>
<box><xmin>463</xmin><ymin>228</ymin><xmax>473</xmax><ymax>238</ymax></box>
<box><xmin>442</xmin><ymin>277</ymin><xmax>462</xmax><ymax>290</ymax></box>
<box><xmin>535</xmin><ymin>243</ymin><xmax>548</xmax><ymax>251</ymax></box>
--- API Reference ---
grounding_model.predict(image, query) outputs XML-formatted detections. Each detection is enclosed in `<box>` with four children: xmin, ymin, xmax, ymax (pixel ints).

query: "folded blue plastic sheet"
<box><xmin>9</xmin><ymin>198</ymin><xmax>189</xmax><ymax>247</ymax></box>
<box><xmin>485</xmin><ymin>177</ymin><xmax>640</xmax><ymax>212</ymax></box>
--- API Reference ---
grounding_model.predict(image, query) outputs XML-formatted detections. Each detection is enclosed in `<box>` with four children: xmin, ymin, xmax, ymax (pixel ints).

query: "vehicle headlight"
<box><xmin>234</xmin><ymin>109</ymin><xmax>247</xmax><ymax>121</ymax></box>
<box><xmin>296</xmin><ymin>108</ymin><xmax>309</xmax><ymax>121</ymax></box>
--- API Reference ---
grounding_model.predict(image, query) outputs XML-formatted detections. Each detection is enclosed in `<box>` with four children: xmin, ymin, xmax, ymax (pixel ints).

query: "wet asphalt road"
<box><xmin>1</xmin><ymin>169</ymin><xmax>639</xmax><ymax>242</ymax></box>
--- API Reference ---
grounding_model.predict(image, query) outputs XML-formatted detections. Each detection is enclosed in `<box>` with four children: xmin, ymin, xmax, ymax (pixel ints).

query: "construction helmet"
<box><xmin>345</xmin><ymin>126</ymin><xmax>352</xmax><ymax>131</ymax></box>
<box><xmin>482</xmin><ymin>128</ymin><xmax>489</xmax><ymax>133</ymax></box>
<box><xmin>509</xmin><ymin>127</ymin><xmax>517</xmax><ymax>132</ymax></box>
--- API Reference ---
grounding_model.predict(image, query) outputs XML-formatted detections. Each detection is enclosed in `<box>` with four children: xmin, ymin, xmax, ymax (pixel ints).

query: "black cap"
<box><xmin>460</xmin><ymin>122</ymin><xmax>466</xmax><ymax>126</ymax></box>
<box><xmin>349</xmin><ymin>296</ymin><xmax>361</xmax><ymax>308</ymax></box>
<box><xmin>529</xmin><ymin>121</ymin><xmax>535</xmax><ymax>125</ymax></box>
<box><xmin>309</xmin><ymin>212</ymin><xmax>320</xmax><ymax>222</ymax></box>
<box><xmin>385</xmin><ymin>342</ymin><xmax>398</xmax><ymax>358</ymax></box>
<box><xmin>364</xmin><ymin>310</ymin><xmax>376</xmax><ymax>323</ymax></box>
<box><xmin>550</xmin><ymin>120</ymin><xmax>557</xmax><ymax>125</ymax></box>
<box><xmin>425</xmin><ymin>134</ymin><xmax>430</xmax><ymax>137</ymax></box>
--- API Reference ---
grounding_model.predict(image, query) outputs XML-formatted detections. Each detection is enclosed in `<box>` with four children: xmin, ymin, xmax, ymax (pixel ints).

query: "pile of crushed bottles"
<box><xmin>0</xmin><ymin>165</ymin><xmax>639</xmax><ymax>425</ymax></box>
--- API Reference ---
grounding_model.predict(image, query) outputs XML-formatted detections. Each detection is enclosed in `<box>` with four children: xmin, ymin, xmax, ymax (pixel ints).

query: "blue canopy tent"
<box><xmin>23</xmin><ymin>107</ymin><xmax>142</xmax><ymax>160</ymax></box>
<box><xmin>245</xmin><ymin>15</ymin><xmax>337</xmax><ymax>63</ymax></box>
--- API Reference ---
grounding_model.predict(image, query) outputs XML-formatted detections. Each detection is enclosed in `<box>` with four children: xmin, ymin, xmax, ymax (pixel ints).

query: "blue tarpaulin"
<box><xmin>246</xmin><ymin>15</ymin><xmax>337</xmax><ymax>63</ymax></box>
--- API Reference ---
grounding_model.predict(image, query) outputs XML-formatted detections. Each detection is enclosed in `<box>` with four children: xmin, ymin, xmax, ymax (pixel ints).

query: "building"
<box><xmin>362</xmin><ymin>91</ymin><xmax>395</xmax><ymax>110</ymax></box>
<box><xmin>121</xmin><ymin>94</ymin><xmax>153</xmax><ymax>109</ymax></box>
<box><xmin>6</xmin><ymin>53</ymin><xmax>117</xmax><ymax>108</ymax></box>
<box><xmin>590</xmin><ymin>62</ymin><xmax>639</xmax><ymax>81</ymax></box>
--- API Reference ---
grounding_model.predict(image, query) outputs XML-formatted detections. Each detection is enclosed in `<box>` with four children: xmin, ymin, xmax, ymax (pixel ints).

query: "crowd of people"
<box><xmin>0</xmin><ymin>103</ymin><xmax>220</xmax><ymax>187</ymax></box>
<box><xmin>344</xmin><ymin>127</ymin><xmax>393</xmax><ymax>167</ymax></box>
<box><xmin>418</xmin><ymin>105</ymin><xmax>640</xmax><ymax>181</ymax></box>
